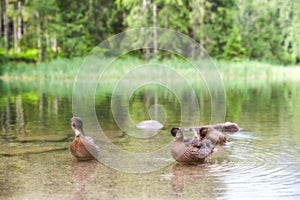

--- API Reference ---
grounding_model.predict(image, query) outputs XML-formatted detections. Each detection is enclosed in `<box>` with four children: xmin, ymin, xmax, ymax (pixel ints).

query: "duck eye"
<box><xmin>72</xmin><ymin>123</ymin><xmax>76</xmax><ymax>127</ymax></box>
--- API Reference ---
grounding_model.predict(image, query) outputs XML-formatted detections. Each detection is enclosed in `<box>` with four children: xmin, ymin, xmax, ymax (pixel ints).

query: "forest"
<box><xmin>0</xmin><ymin>0</ymin><xmax>299</xmax><ymax>65</ymax></box>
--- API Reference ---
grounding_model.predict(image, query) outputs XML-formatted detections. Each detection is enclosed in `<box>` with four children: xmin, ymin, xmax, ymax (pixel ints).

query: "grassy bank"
<box><xmin>0</xmin><ymin>58</ymin><xmax>299</xmax><ymax>85</ymax></box>
<box><xmin>0</xmin><ymin>58</ymin><xmax>83</xmax><ymax>80</ymax></box>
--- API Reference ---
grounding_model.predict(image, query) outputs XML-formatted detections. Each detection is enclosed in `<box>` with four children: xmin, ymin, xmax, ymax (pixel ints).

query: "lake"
<box><xmin>0</xmin><ymin>76</ymin><xmax>300</xmax><ymax>199</ymax></box>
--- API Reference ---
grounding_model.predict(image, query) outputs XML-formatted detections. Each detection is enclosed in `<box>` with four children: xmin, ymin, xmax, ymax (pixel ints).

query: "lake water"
<box><xmin>0</xmin><ymin>78</ymin><xmax>300</xmax><ymax>200</ymax></box>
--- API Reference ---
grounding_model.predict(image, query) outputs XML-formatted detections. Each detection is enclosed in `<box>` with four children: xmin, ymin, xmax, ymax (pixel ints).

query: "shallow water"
<box><xmin>0</xmin><ymin>79</ymin><xmax>300</xmax><ymax>199</ymax></box>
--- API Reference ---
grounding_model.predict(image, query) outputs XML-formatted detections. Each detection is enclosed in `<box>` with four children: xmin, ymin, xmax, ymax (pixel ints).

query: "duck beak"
<box><xmin>74</xmin><ymin>129</ymin><xmax>81</xmax><ymax>136</ymax></box>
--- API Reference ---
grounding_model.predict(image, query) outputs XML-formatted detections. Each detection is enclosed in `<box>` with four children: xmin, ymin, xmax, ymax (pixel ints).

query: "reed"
<box><xmin>0</xmin><ymin>58</ymin><xmax>83</xmax><ymax>80</ymax></box>
<box><xmin>1</xmin><ymin>57</ymin><xmax>299</xmax><ymax>85</ymax></box>
<box><xmin>215</xmin><ymin>60</ymin><xmax>300</xmax><ymax>91</ymax></box>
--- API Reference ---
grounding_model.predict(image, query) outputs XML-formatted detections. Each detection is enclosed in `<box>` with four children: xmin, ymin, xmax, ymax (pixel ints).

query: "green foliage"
<box><xmin>0</xmin><ymin>48</ymin><xmax>38</xmax><ymax>62</ymax></box>
<box><xmin>14</xmin><ymin>49</ymin><xmax>39</xmax><ymax>62</ymax></box>
<box><xmin>157</xmin><ymin>0</ymin><xmax>189</xmax><ymax>33</ymax></box>
<box><xmin>235</xmin><ymin>0</ymin><xmax>296</xmax><ymax>64</ymax></box>
<box><xmin>1</xmin><ymin>0</ymin><xmax>299</xmax><ymax>64</ymax></box>
<box><xmin>223</xmin><ymin>26</ymin><xmax>246</xmax><ymax>61</ymax></box>
<box><xmin>54</xmin><ymin>0</ymin><xmax>124</xmax><ymax>58</ymax></box>
<box><xmin>205</xmin><ymin>1</ymin><xmax>235</xmax><ymax>58</ymax></box>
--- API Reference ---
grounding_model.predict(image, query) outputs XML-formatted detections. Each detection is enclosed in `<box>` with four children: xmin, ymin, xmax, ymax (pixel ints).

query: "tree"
<box><xmin>17</xmin><ymin>0</ymin><xmax>22</xmax><ymax>52</ymax></box>
<box><xmin>278</xmin><ymin>0</ymin><xmax>300</xmax><ymax>64</ymax></box>
<box><xmin>55</xmin><ymin>0</ymin><xmax>122</xmax><ymax>58</ymax></box>
<box><xmin>223</xmin><ymin>26</ymin><xmax>246</xmax><ymax>61</ymax></box>
<box><xmin>0</xmin><ymin>0</ymin><xmax>2</xmax><ymax>38</ymax></box>
<box><xmin>11</xmin><ymin>0</ymin><xmax>23</xmax><ymax>54</ymax></box>
<box><xmin>3</xmin><ymin>0</ymin><xmax>9</xmax><ymax>57</ymax></box>
<box><xmin>235</xmin><ymin>0</ymin><xmax>289</xmax><ymax>63</ymax></box>
<box><xmin>204</xmin><ymin>0</ymin><xmax>235</xmax><ymax>58</ymax></box>
<box><xmin>0</xmin><ymin>0</ymin><xmax>298</xmax><ymax>64</ymax></box>
<box><xmin>189</xmin><ymin>0</ymin><xmax>207</xmax><ymax>58</ymax></box>
<box><xmin>157</xmin><ymin>0</ymin><xmax>189</xmax><ymax>59</ymax></box>
<box><xmin>116</xmin><ymin>0</ymin><xmax>153</xmax><ymax>60</ymax></box>
<box><xmin>152</xmin><ymin>0</ymin><xmax>158</xmax><ymax>58</ymax></box>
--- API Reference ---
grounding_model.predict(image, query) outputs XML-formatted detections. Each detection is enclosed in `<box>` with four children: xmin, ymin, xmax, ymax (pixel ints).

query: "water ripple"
<box><xmin>206</xmin><ymin>131</ymin><xmax>300</xmax><ymax>199</ymax></box>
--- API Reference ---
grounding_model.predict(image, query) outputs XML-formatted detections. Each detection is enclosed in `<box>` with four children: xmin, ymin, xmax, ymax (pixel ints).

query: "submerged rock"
<box><xmin>136</xmin><ymin>120</ymin><xmax>163</xmax><ymax>130</ymax></box>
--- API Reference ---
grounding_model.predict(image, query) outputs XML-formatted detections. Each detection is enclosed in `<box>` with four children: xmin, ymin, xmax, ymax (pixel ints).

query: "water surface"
<box><xmin>0</xmin><ymin>79</ymin><xmax>300</xmax><ymax>199</ymax></box>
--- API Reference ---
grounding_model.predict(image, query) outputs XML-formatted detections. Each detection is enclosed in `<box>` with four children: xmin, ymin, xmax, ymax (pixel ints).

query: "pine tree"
<box><xmin>223</xmin><ymin>26</ymin><xmax>246</xmax><ymax>61</ymax></box>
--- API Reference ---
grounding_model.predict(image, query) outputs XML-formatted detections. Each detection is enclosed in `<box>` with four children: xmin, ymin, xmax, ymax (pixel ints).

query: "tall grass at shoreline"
<box><xmin>0</xmin><ymin>58</ymin><xmax>83</xmax><ymax>80</ymax></box>
<box><xmin>1</xmin><ymin>58</ymin><xmax>299</xmax><ymax>85</ymax></box>
<box><xmin>214</xmin><ymin>60</ymin><xmax>300</xmax><ymax>90</ymax></box>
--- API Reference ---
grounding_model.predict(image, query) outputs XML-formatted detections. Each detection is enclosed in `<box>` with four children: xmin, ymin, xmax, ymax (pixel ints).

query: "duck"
<box><xmin>70</xmin><ymin>117</ymin><xmax>100</xmax><ymax>161</ymax></box>
<box><xmin>209</xmin><ymin>122</ymin><xmax>240</xmax><ymax>133</ymax></box>
<box><xmin>197</xmin><ymin>126</ymin><xmax>226</xmax><ymax>145</ymax></box>
<box><xmin>170</xmin><ymin>127</ymin><xmax>214</xmax><ymax>164</ymax></box>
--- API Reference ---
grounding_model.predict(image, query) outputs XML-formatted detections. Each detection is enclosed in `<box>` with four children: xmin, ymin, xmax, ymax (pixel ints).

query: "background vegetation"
<box><xmin>0</xmin><ymin>0</ymin><xmax>299</xmax><ymax>65</ymax></box>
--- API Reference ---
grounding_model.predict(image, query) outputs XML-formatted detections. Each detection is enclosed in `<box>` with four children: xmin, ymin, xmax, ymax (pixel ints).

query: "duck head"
<box><xmin>171</xmin><ymin>127</ymin><xmax>184</xmax><ymax>140</ymax></box>
<box><xmin>197</xmin><ymin>127</ymin><xmax>209</xmax><ymax>140</ymax></box>
<box><xmin>71</xmin><ymin>117</ymin><xmax>84</xmax><ymax>137</ymax></box>
<box><xmin>223</xmin><ymin>122</ymin><xmax>240</xmax><ymax>132</ymax></box>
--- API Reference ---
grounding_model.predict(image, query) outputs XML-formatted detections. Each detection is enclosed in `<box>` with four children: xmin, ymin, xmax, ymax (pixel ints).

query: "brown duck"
<box><xmin>186</xmin><ymin>122</ymin><xmax>240</xmax><ymax>134</ymax></box>
<box><xmin>170</xmin><ymin>127</ymin><xmax>214</xmax><ymax>164</ymax></box>
<box><xmin>70</xmin><ymin>117</ymin><xmax>100</xmax><ymax>161</ymax></box>
<box><xmin>197</xmin><ymin>126</ymin><xmax>226</xmax><ymax>145</ymax></box>
<box><xmin>209</xmin><ymin>122</ymin><xmax>240</xmax><ymax>133</ymax></box>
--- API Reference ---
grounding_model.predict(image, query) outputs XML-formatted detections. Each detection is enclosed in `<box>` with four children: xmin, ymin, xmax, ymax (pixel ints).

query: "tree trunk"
<box><xmin>199</xmin><ymin>0</ymin><xmax>206</xmax><ymax>58</ymax></box>
<box><xmin>0</xmin><ymin>0</ymin><xmax>2</xmax><ymax>38</ymax></box>
<box><xmin>190</xmin><ymin>1</ymin><xmax>198</xmax><ymax>59</ymax></box>
<box><xmin>164</xmin><ymin>11</ymin><xmax>169</xmax><ymax>60</ymax></box>
<box><xmin>191</xmin><ymin>24</ymin><xmax>196</xmax><ymax>59</ymax></box>
<box><xmin>13</xmin><ymin>2</ymin><xmax>18</xmax><ymax>56</ymax></box>
<box><xmin>51</xmin><ymin>34</ymin><xmax>57</xmax><ymax>56</ymax></box>
<box><xmin>17</xmin><ymin>0</ymin><xmax>22</xmax><ymax>52</ymax></box>
<box><xmin>152</xmin><ymin>2</ymin><xmax>158</xmax><ymax>58</ymax></box>
<box><xmin>190</xmin><ymin>0</ymin><xmax>206</xmax><ymax>59</ymax></box>
<box><xmin>3</xmin><ymin>0</ymin><xmax>9</xmax><ymax>57</ymax></box>
<box><xmin>36</xmin><ymin>11</ymin><xmax>43</xmax><ymax>61</ymax></box>
<box><xmin>45</xmin><ymin>18</ymin><xmax>49</xmax><ymax>51</ymax></box>
<box><xmin>142</xmin><ymin>0</ymin><xmax>150</xmax><ymax>61</ymax></box>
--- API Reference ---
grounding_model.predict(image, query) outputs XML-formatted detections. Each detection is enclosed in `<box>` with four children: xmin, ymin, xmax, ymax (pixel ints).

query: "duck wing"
<box><xmin>80</xmin><ymin>135</ymin><xmax>100</xmax><ymax>159</ymax></box>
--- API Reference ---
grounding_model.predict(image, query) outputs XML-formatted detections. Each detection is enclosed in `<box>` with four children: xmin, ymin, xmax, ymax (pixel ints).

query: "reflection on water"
<box><xmin>0</xmin><ymin>80</ymin><xmax>300</xmax><ymax>199</ymax></box>
<box><xmin>72</xmin><ymin>160</ymin><xmax>99</xmax><ymax>200</ymax></box>
<box><xmin>171</xmin><ymin>163</ymin><xmax>224</xmax><ymax>198</ymax></box>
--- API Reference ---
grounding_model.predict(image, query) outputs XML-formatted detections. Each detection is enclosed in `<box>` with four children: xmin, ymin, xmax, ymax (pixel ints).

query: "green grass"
<box><xmin>215</xmin><ymin>60</ymin><xmax>300</xmax><ymax>90</ymax></box>
<box><xmin>0</xmin><ymin>57</ymin><xmax>83</xmax><ymax>80</ymax></box>
<box><xmin>0</xmin><ymin>57</ymin><xmax>299</xmax><ymax>86</ymax></box>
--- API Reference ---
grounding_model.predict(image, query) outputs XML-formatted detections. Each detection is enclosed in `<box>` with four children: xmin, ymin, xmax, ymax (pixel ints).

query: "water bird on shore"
<box><xmin>70</xmin><ymin>117</ymin><xmax>100</xmax><ymax>161</ymax></box>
